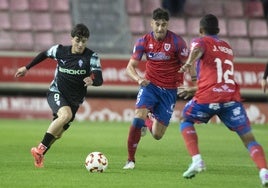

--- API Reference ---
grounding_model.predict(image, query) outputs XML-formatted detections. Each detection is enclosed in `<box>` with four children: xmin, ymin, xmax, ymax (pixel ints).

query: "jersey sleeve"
<box><xmin>90</xmin><ymin>52</ymin><xmax>103</xmax><ymax>86</ymax></box>
<box><xmin>90</xmin><ymin>53</ymin><xmax>102</xmax><ymax>71</ymax></box>
<box><xmin>46</xmin><ymin>44</ymin><xmax>60</xmax><ymax>59</ymax></box>
<box><xmin>131</xmin><ymin>37</ymin><xmax>145</xmax><ymax>61</ymax></box>
<box><xmin>177</xmin><ymin>37</ymin><xmax>189</xmax><ymax>63</ymax></box>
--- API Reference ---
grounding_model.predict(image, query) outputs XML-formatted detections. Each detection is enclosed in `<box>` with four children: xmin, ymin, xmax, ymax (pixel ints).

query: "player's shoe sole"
<box><xmin>123</xmin><ymin>161</ymin><xmax>135</xmax><ymax>169</ymax></box>
<box><xmin>183</xmin><ymin>160</ymin><xmax>206</xmax><ymax>179</ymax></box>
<box><xmin>31</xmin><ymin>147</ymin><xmax>44</xmax><ymax>168</ymax></box>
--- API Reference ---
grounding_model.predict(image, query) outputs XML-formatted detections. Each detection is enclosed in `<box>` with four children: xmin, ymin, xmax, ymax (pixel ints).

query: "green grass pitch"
<box><xmin>0</xmin><ymin>119</ymin><xmax>267</xmax><ymax>188</ymax></box>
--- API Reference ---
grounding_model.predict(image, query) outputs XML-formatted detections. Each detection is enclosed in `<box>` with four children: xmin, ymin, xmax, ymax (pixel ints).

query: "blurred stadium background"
<box><xmin>0</xmin><ymin>0</ymin><xmax>267</xmax><ymax>124</ymax></box>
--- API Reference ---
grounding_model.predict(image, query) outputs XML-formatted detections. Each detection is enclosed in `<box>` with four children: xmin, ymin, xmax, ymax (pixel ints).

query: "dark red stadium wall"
<box><xmin>0</xmin><ymin>96</ymin><xmax>267</xmax><ymax>124</ymax></box>
<box><xmin>0</xmin><ymin>56</ymin><xmax>266</xmax><ymax>93</ymax></box>
<box><xmin>0</xmin><ymin>56</ymin><xmax>267</xmax><ymax>123</ymax></box>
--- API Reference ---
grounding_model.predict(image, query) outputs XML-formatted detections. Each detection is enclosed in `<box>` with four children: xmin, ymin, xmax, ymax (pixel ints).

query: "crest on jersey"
<box><xmin>78</xmin><ymin>59</ymin><xmax>83</xmax><ymax>67</ymax></box>
<box><xmin>164</xmin><ymin>43</ymin><xmax>171</xmax><ymax>51</ymax></box>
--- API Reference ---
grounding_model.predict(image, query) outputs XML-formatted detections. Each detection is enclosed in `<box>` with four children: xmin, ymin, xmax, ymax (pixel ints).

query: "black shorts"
<box><xmin>47</xmin><ymin>91</ymin><xmax>79</xmax><ymax>122</ymax></box>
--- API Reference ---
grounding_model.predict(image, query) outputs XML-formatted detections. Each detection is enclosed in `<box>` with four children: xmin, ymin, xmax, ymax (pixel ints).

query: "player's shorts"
<box><xmin>182</xmin><ymin>100</ymin><xmax>251</xmax><ymax>135</ymax></box>
<box><xmin>136</xmin><ymin>83</ymin><xmax>177</xmax><ymax>126</ymax></box>
<box><xmin>47</xmin><ymin>91</ymin><xmax>79</xmax><ymax>122</ymax></box>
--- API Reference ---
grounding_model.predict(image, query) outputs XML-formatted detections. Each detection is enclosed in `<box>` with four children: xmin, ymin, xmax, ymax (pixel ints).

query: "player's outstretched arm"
<box><xmin>15</xmin><ymin>66</ymin><xmax>28</xmax><ymax>78</ymax></box>
<box><xmin>261</xmin><ymin>79</ymin><xmax>267</xmax><ymax>93</ymax></box>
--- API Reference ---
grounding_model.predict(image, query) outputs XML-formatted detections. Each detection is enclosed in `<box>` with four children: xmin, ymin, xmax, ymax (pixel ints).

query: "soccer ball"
<box><xmin>85</xmin><ymin>151</ymin><xmax>108</xmax><ymax>172</ymax></box>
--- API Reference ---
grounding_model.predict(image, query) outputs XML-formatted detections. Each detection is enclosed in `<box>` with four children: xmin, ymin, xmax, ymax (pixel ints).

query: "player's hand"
<box><xmin>15</xmin><ymin>66</ymin><xmax>27</xmax><ymax>78</ymax></box>
<box><xmin>177</xmin><ymin>86</ymin><xmax>197</xmax><ymax>99</ymax></box>
<box><xmin>83</xmin><ymin>76</ymin><xmax>93</xmax><ymax>87</ymax></box>
<box><xmin>138</xmin><ymin>78</ymin><xmax>150</xmax><ymax>86</ymax></box>
<box><xmin>179</xmin><ymin>63</ymin><xmax>192</xmax><ymax>73</ymax></box>
<box><xmin>261</xmin><ymin>79</ymin><xmax>267</xmax><ymax>93</ymax></box>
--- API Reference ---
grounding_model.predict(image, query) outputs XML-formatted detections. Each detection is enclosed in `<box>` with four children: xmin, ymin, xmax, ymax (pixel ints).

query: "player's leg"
<box><xmin>30</xmin><ymin>92</ymin><xmax>74</xmax><ymax>168</ymax></box>
<box><xmin>219</xmin><ymin>101</ymin><xmax>268</xmax><ymax>187</ymax></box>
<box><xmin>123</xmin><ymin>85</ymin><xmax>156</xmax><ymax>169</ymax></box>
<box><xmin>180</xmin><ymin>100</ymin><xmax>210</xmax><ymax>178</ymax></box>
<box><xmin>123</xmin><ymin>108</ymin><xmax>149</xmax><ymax>169</ymax></box>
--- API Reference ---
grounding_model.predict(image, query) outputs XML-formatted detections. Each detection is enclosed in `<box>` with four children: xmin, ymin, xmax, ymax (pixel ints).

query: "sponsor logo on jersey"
<box><xmin>147</xmin><ymin>52</ymin><xmax>170</xmax><ymax>60</ymax></box>
<box><xmin>59</xmin><ymin>67</ymin><xmax>87</xmax><ymax>75</ymax></box>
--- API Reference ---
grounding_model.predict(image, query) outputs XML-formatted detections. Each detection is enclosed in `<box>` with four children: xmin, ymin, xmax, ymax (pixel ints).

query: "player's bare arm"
<box><xmin>179</xmin><ymin>46</ymin><xmax>203</xmax><ymax>74</ymax></box>
<box><xmin>126</xmin><ymin>58</ymin><xmax>149</xmax><ymax>86</ymax></box>
<box><xmin>178</xmin><ymin>44</ymin><xmax>203</xmax><ymax>99</ymax></box>
<box><xmin>15</xmin><ymin>66</ymin><xmax>28</xmax><ymax>77</ymax></box>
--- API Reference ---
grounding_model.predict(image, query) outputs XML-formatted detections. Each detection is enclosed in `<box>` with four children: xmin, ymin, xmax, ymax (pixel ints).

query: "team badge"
<box><xmin>164</xmin><ymin>43</ymin><xmax>171</xmax><ymax>51</ymax></box>
<box><xmin>78</xmin><ymin>59</ymin><xmax>83</xmax><ymax>67</ymax></box>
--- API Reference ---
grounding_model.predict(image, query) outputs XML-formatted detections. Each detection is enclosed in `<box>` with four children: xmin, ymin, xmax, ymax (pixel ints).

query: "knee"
<box><xmin>58</xmin><ymin>111</ymin><xmax>73</xmax><ymax>124</ymax></box>
<box><xmin>152</xmin><ymin>133</ymin><xmax>163</xmax><ymax>140</ymax></box>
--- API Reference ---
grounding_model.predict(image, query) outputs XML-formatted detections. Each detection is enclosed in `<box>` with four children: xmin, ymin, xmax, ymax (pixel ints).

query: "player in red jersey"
<box><xmin>123</xmin><ymin>8</ymin><xmax>188</xmax><ymax>169</ymax></box>
<box><xmin>178</xmin><ymin>14</ymin><xmax>268</xmax><ymax>187</ymax></box>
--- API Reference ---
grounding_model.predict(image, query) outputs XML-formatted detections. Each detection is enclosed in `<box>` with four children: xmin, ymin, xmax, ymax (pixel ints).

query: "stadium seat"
<box><xmin>252</xmin><ymin>39</ymin><xmax>268</xmax><ymax>57</ymax></box>
<box><xmin>11</xmin><ymin>12</ymin><xmax>31</xmax><ymax>31</ymax></box>
<box><xmin>186</xmin><ymin>18</ymin><xmax>200</xmax><ymax>36</ymax></box>
<box><xmin>244</xmin><ymin>0</ymin><xmax>264</xmax><ymax>18</ymax></box>
<box><xmin>10</xmin><ymin>0</ymin><xmax>29</xmax><ymax>11</ymax></box>
<box><xmin>125</xmin><ymin>0</ymin><xmax>142</xmax><ymax>15</ymax></box>
<box><xmin>51</xmin><ymin>0</ymin><xmax>70</xmax><ymax>12</ymax></box>
<box><xmin>223</xmin><ymin>1</ymin><xmax>244</xmax><ymax>17</ymax></box>
<box><xmin>32</xmin><ymin>13</ymin><xmax>52</xmax><ymax>31</ymax></box>
<box><xmin>0</xmin><ymin>12</ymin><xmax>10</xmax><ymax>30</ymax></box>
<box><xmin>168</xmin><ymin>18</ymin><xmax>186</xmax><ymax>35</ymax></box>
<box><xmin>13</xmin><ymin>32</ymin><xmax>34</xmax><ymax>51</ymax></box>
<box><xmin>227</xmin><ymin>19</ymin><xmax>247</xmax><ymax>37</ymax></box>
<box><xmin>229</xmin><ymin>38</ymin><xmax>252</xmax><ymax>57</ymax></box>
<box><xmin>218</xmin><ymin>18</ymin><xmax>227</xmax><ymax>36</ymax></box>
<box><xmin>0</xmin><ymin>31</ymin><xmax>13</xmax><ymax>50</ymax></box>
<box><xmin>184</xmin><ymin>0</ymin><xmax>204</xmax><ymax>16</ymax></box>
<box><xmin>248</xmin><ymin>19</ymin><xmax>268</xmax><ymax>37</ymax></box>
<box><xmin>54</xmin><ymin>32</ymin><xmax>71</xmax><ymax>46</ymax></box>
<box><xmin>52</xmin><ymin>13</ymin><xmax>72</xmax><ymax>32</ymax></box>
<box><xmin>129</xmin><ymin>15</ymin><xmax>145</xmax><ymax>34</ymax></box>
<box><xmin>29</xmin><ymin>0</ymin><xmax>49</xmax><ymax>11</ymax></box>
<box><xmin>143</xmin><ymin>0</ymin><xmax>161</xmax><ymax>15</ymax></box>
<box><xmin>145</xmin><ymin>17</ymin><xmax>152</xmax><ymax>32</ymax></box>
<box><xmin>0</xmin><ymin>0</ymin><xmax>8</xmax><ymax>10</ymax></box>
<box><xmin>34</xmin><ymin>32</ymin><xmax>54</xmax><ymax>51</ymax></box>
<box><xmin>203</xmin><ymin>0</ymin><xmax>224</xmax><ymax>17</ymax></box>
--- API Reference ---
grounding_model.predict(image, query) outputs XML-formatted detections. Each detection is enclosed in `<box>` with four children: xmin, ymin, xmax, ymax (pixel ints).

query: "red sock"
<box><xmin>249</xmin><ymin>144</ymin><xmax>268</xmax><ymax>169</ymax></box>
<box><xmin>127</xmin><ymin>126</ymin><xmax>141</xmax><ymax>162</ymax></box>
<box><xmin>181</xmin><ymin>126</ymin><xmax>199</xmax><ymax>156</ymax></box>
<box><xmin>145</xmin><ymin>117</ymin><xmax>153</xmax><ymax>132</ymax></box>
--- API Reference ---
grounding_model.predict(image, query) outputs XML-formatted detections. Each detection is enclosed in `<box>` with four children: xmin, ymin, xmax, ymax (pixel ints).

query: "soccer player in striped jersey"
<box><xmin>178</xmin><ymin>14</ymin><xmax>268</xmax><ymax>187</ymax></box>
<box><xmin>123</xmin><ymin>8</ymin><xmax>189</xmax><ymax>169</ymax></box>
<box><xmin>15</xmin><ymin>23</ymin><xmax>103</xmax><ymax>168</ymax></box>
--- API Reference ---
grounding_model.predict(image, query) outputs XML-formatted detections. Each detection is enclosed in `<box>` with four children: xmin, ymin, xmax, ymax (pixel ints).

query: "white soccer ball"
<box><xmin>85</xmin><ymin>151</ymin><xmax>108</xmax><ymax>172</ymax></box>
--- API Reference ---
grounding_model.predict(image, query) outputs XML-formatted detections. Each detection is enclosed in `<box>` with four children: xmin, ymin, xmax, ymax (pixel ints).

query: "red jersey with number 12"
<box><xmin>131</xmin><ymin>31</ymin><xmax>188</xmax><ymax>89</ymax></box>
<box><xmin>192</xmin><ymin>36</ymin><xmax>241</xmax><ymax>103</ymax></box>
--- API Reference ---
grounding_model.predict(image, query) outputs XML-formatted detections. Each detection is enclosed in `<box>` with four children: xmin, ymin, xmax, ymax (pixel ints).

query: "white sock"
<box><xmin>192</xmin><ymin>154</ymin><xmax>202</xmax><ymax>163</ymax></box>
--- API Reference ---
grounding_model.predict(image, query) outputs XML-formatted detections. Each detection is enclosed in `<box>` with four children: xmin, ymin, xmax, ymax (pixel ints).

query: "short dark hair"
<box><xmin>152</xmin><ymin>8</ymin><xmax>169</xmax><ymax>21</ymax></box>
<box><xmin>71</xmin><ymin>23</ymin><xmax>90</xmax><ymax>38</ymax></box>
<box><xmin>200</xmin><ymin>14</ymin><xmax>219</xmax><ymax>35</ymax></box>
